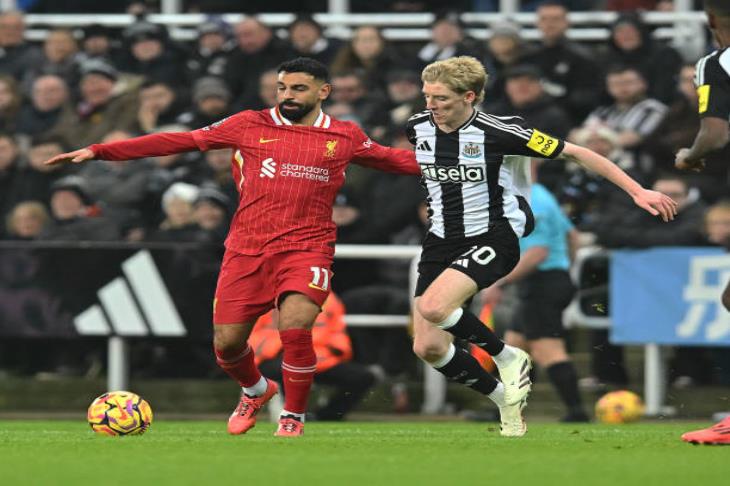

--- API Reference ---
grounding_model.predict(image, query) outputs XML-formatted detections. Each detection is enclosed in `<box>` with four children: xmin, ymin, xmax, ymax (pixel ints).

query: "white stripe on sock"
<box><xmin>431</xmin><ymin>343</ymin><xmax>457</xmax><ymax>369</ymax></box>
<box><xmin>436</xmin><ymin>308</ymin><xmax>463</xmax><ymax>330</ymax></box>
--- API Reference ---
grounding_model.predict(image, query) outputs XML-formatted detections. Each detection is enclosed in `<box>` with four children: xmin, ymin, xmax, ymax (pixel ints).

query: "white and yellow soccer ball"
<box><xmin>87</xmin><ymin>391</ymin><xmax>153</xmax><ymax>436</ymax></box>
<box><xmin>595</xmin><ymin>390</ymin><xmax>645</xmax><ymax>424</ymax></box>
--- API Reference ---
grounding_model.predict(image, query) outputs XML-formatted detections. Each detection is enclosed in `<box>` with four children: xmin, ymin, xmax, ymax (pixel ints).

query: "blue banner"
<box><xmin>610</xmin><ymin>247</ymin><xmax>730</xmax><ymax>346</ymax></box>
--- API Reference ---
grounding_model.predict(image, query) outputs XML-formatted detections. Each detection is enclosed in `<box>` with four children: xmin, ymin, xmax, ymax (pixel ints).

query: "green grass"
<box><xmin>0</xmin><ymin>421</ymin><xmax>725</xmax><ymax>486</ymax></box>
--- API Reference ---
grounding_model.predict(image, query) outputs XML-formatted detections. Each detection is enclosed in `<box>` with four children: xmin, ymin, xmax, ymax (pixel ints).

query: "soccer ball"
<box><xmin>594</xmin><ymin>390</ymin><xmax>645</xmax><ymax>424</ymax></box>
<box><xmin>87</xmin><ymin>391</ymin><xmax>153</xmax><ymax>436</ymax></box>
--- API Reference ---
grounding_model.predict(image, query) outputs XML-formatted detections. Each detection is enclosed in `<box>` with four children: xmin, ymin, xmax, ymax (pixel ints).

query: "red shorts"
<box><xmin>213</xmin><ymin>249</ymin><xmax>333</xmax><ymax>324</ymax></box>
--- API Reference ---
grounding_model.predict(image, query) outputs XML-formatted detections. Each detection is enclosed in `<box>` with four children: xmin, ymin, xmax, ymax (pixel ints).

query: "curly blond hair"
<box><xmin>421</xmin><ymin>56</ymin><xmax>487</xmax><ymax>105</ymax></box>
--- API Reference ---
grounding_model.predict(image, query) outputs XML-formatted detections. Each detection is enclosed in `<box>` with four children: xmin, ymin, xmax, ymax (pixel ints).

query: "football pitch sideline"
<box><xmin>0</xmin><ymin>421</ymin><xmax>725</xmax><ymax>486</ymax></box>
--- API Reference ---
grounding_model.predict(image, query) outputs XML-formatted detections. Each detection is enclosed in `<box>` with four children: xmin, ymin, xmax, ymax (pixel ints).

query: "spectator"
<box><xmin>186</xmin><ymin>18</ymin><xmax>234</xmax><ymax>82</ymax></box>
<box><xmin>645</xmin><ymin>63</ymin><xmax>730</xmax><ymax>203</ymax></box>
<box><xmin>598</xmin><ymin>11</ymin><xmax>683</xmax><ymax>104</ymax></box>
<box><xmin>237</xmin><ymin>69</ymin><xmax>277</xmax><ymax>111</ymax></box>
<box><xmin>417</xmin><ymin>10</ymin><xmax>481</xmax><ymax>67</ymax></box>
<box><xmin>136</xmin><ymin>80</ymin><xmax>187</xmax><ymax>133</ymax></box>
<box><xmin>0</xmin><ymin>133</ymin><xmax>26</xmax><ymax>218</ymax></box>
<box><xmin>0</xmin><ymin>74</ymin><xmax>22</xmax><ymax>133</ymax></box>
<box><xmin>327</xmin><ymin>70</ymin><xmax>387</xmax><ymax>133</ymax></box>
<box><xmin>330</xmin><ymin>26</ymin><xmax>400</xmax><ymax>93</ymax></box>
<box><xmin>195</xmin><ymin>148</ymin><xmax>238</xmax><ymax>213</ymax></box>
<box><xmin>16</xmin><ymin>74</ymin><xmax>70</xmax><ymax>137</ymax></box>
<box><xmin>224</xmin><ymin>17</ymin><xmax>292</xmax><ymax>108</ymax></box>
<box><xmin>119</xmin><ymin>21</ymin><xmax>186</xmax><ymax>87</ymax></box>
<box><xmin>148</xmin><ymin>182</ymin><xmax>201</xmax><ymax>241</ymax></box>
<box><xmin>22</xmin><ymin>28</ymin><xmax>80</xmax><ymax>93</ymax></box>
<box><xmin>50</xmin><ymin>59</ymin><xmax>139</xmax><ymax>147</ymax></box>
<box><xmin>486</xmin><ymin>65</ymin><xmax>573</xmax><ymax>193</ymax></box>
<box><xmin>0</xmin><ymin>11</ymin><xmax>43</xmax><ymax>81</ymax></box>
<box><xmin>522</xmin><ymin>1</ymin><xmax>603</xmax><ymax>123</ymax></box>
<box><xmin>383</xmin><ymin>70</ymin><xmax>426</xmax><ymax>131</ymax></box>
<box><xmin>4</xmin><ymin>201</ymin><xmax>49</xmax><ymax>240</ymax></box>
<box><xmin>78</xmin><ymin>24</ymin><xmax>121</xmax><ymax>65</ymax></box>
<box><xmin>39</xmin><ymin>175</ymin><xmax>121</xmax><ymax>241</ymax></box>
<box><xmin>482</xmin><ymin>21</ymin><xmax>535</xmax><ymax>106</ymax></box>
<box><xmin>582</xmin><ymin>65</ymin><xmax>667</xmax><ymax>177</ymax></box>
<box><xmin>177</xmin><ymin>76</ymin><xmax>232</xmax><ymax>129</ymax></box>
<box><xmin>12</xmin><ymin>136</ymin><xmax>72</xmax><ymax>207</ymax></box>
<box><xmin>193</xmin><ymin>186</ymin><xmax>231</xmax><ymax>246</ymax></box>
<box><xmin>287</xmin><ymin>14</ymin><xmax>341</xmax><ymax>67</ymax></box>
<box><xmin>250</xmin><ymin>294</ymin><xmax>377</xmax><ymax>421</ymax></box>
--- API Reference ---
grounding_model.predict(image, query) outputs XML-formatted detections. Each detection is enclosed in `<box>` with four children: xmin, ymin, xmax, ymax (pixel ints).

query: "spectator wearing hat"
<box><xmin>482</xmin><ymin>21</ymin><xmax>536</xmax><ymax>106</ymax></box>
<box><xmin>287</xmin><ymin>15</ymin><xmax>341</xmax><ymax>67</ymax></box>
<box><xmin>224</xmin><ymin>17</ymin><xmax>293</xmax><ymax>108</ymax></box>
<box><xmin>78</xmin><ymin>23</ymin><xmax>123</xmax><ymax>66</ymax></box>
<box><xmin>119</xmin><ymin>21</ymin><xmax>186</xmax><ymax>88</ymax></box>
<box><xmin>417</xmin><ymin>11</ymin><xmax>482</xmax><ymax>68</ymax></box>
<box><xmin>186</xmin><ymin>18</ymin><xmax>234</xmax><ymax>83</ymax></box>
<box><xmin>16</xmin><ymin>74</ymin><xmax>70</xmax><ymax>138</ymax></box>
<box><xmin>522</xmin><ymin>2</ymin><xmax>603</xmax><ymax>124</ymax></box>
<box><xmin>50</xmin><ymin>59</ymin><xmax>139</xmax><ymax>147</ymax></box>
<box><xmin>0</xmin><ymin>11</ymin><xmax>43</xmax><ymax>82</ymax></box>
<box><xmin>38</xmin><ymin>175</ymin><xmax>121</xmax><ymax>241</ymax></box>
<box><xmin>193</xmin><ymin>186</ymin><xmax>231</xmax><ymax>246</ymax></box>
<box><xmin>176</xmin><ymin>76</ymin><xmax>232</xmax><ymax>129</ymax></box>
<box><xmin>136</xmin><ymin>79</ymin><xmax>188</xmax><ymax>133</ymax></box>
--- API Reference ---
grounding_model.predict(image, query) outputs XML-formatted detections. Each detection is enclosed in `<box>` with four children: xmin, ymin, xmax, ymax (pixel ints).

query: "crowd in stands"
<box><xmin>2</xmin><ymin>1</ymin><xmax>730</xmax><ymax>407</ymax></box>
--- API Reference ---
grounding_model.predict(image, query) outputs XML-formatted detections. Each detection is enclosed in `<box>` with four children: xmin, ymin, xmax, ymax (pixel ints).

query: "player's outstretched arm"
<box><xmin>675</xmin><ymin>117</ymin><xmax>730</xmax><ymax>172</ymax></box>
<box><xmin>44</xmin><ymin>148</ymin><xmax>96</xmax><ymax>166</ymax></box>
<box><xmin>559</xmin><ymin>142</ymin><xmax>678</xmax><ymax>222</ymax></box>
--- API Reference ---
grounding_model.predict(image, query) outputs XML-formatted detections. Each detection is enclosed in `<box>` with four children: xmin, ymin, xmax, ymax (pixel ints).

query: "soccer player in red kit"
<box><xmin>45</xmin><ymin>58</ymin><xmax>421</xmax><ymax>437</ymax></box>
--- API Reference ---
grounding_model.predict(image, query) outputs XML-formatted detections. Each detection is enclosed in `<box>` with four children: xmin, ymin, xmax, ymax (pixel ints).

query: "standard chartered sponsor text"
<box><xmin>280</xmin><ymin>163</ymin><xmax>330</xmax><ymax>182</ymax></box>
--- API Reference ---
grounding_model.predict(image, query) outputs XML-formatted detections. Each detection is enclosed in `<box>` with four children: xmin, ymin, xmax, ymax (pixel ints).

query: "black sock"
<box><xmin>546</xmin><ymin>361</ymin><xmax>584</xmax><ymax>412</ymax></box>
<box><xmin>443</xmin><ymin>309</ymin><xmax>505</xmax><ymax>356</ymax></box>
<box><xmin>434</xmin><ymin>346</ymin><xmax>498</xmax><ymax>396</ymax></box>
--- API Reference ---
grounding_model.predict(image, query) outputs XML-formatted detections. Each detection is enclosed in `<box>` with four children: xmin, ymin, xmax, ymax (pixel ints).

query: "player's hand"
<box><xmin>44</xmin><ymin>148</ymin><xmax>96</xmax><ymax>166</ymax></box>
<box><xmin>631</xmin><ymin>188</ymin><xmax>678</xmax><ymax>222</ymax></box>
<box><xmin>675</xmin><ymin>148</ymin><xmax>705</xmax><ymax>172</ymax></box>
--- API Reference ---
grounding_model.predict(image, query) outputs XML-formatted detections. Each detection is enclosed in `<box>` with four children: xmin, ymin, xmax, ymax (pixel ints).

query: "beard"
<box><xmin>278</xmin><ymin>100</ymin><xmax>315</xmax><ymax>122</ymax></box>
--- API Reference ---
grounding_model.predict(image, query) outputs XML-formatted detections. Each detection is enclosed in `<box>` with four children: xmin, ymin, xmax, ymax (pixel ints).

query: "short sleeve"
<box><xmin>696</xmin><ymin>52</ymin><xmax>730</xmax><ymax>120</ymax></box>
<box><xmin>483</xmin><ymin>114</ymin><xmax>566</xmax><ymax>159</ymax></box>
<box><xmin>190</xmin><ymin>111</ymin><xmax>253</xmax><ymax>150</ymax></box>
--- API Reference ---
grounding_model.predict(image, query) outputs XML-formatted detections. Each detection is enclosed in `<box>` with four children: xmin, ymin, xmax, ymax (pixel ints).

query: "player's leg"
<box><xmin>213</xmin><ymin>249</ymin><xmax>279</xmax><ymax>435</ymax></box>
<box><xmin>417</xmin><ymin>268</ymin><xmax>531</xmax><ymax>406</ymax></box>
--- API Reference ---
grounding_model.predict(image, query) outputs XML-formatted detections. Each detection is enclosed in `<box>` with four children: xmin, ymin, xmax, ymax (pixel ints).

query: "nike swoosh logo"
<box><xmin>259</xmin><ymin>137</ymin><xmax>280</xmax><ymax>144</ymax></box>
<box><xmin>288</xmin><ymin>378</ymin><xmax>310</xmax><ymax>383</ymax></box>
<box><xmin>308</xmin><ymin>283</ymin><xmax>327</xmax><ymax>292</ymax></box>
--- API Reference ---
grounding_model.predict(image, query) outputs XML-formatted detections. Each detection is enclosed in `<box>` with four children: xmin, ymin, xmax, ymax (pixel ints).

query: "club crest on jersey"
<box><xmin>461</xmin><ymin>142</ymin><xmax>482</xmax><ymax>159</ymax></box>
<box><xmin>202</xmin><ymin>115</ymin><xmax>231</xmax><ymax>131</ymax></box>
<box><xmin>325</xmin><ymin>140</ymin><xmax>338</xmax><ymax>158</ymax></box>
<box><xmin>420</xmin><ymin>164</ymin><xmax>485</xmax><ymax>183</ymax></box>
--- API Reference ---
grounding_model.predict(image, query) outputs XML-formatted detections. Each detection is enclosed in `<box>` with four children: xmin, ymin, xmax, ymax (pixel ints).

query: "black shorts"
<box><xmin>415</xmin><ymin>221</ymin><xmax>520</xmax><ymax>297</ymax></box>
<box><xmin>510</xmin><ymin>270</ymin><xmax>575</xmax><ymax>340</ymax></box>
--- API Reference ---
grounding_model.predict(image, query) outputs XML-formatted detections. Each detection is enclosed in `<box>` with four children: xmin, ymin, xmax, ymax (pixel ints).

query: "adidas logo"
<box><xmin>454</xmin><ymin>258</ymin><xmax>469</xmax><ymax>268</ymax></box>
<box><xmin>74</xmin><ymin>250</ymin><xmax>186</xmax><ymax>336</ymax></box>
<box><xmin>416</xmin><ymin>140</ymin><xmax>432</xmax><ymax>152</ymax></box>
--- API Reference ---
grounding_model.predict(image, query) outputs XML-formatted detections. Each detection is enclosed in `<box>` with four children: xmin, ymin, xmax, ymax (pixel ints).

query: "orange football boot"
<box><xmin>274</xmin><ymin>416</ymin><xmax>304</xmax><ymax>437</ymax></box>
<box><xmin>681</xmin><ymin>416</ymin><xmax>730</xmax><ymax>445</ymax></box>
<box><xmin>227</xmin><ymin>379</ymin><xmax>279</xmax><ymax>435</ymax></box>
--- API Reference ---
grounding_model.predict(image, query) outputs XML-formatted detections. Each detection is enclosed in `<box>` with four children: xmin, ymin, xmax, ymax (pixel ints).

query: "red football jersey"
<box><xmin>91</xmin><ymin>107</ymin><xmax>420</xmax><ymax>256</ymax></box>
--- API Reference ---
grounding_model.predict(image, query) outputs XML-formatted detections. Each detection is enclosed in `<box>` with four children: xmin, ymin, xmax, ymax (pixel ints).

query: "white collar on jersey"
<box><xmin>269</xmin><ymin>106</ymin><xmax>331</xmax><ymax>128</ymax></box>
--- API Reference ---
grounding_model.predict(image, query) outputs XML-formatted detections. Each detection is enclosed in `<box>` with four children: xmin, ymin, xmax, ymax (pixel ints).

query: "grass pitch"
<box><xmin>0</xmin><ymin>420</ymin><xmax>725</xmax><ymax>486</ymax></box>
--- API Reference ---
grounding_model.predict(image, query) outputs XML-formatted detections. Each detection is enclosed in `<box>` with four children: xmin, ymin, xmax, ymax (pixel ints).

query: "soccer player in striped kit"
<box><xmin>45</xmin><ymin>58</ymin><xmax>421</xmax><ymax>437</ymax></box>
<box><xmin>407</xmin><ymin>56</ymin><xmax>677</xmax><ymax>437</ymax></box>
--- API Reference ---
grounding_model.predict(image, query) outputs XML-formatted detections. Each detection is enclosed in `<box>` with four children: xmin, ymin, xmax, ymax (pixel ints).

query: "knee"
<box><xmin>412</xmin><ymin>337</ymin><xmax>451</xmax><ymax>363</ymax></box>
<box><xmin>213</xmin><ymin>326</ymin><xmax>244</xmax><ymax>356</ymax></box>
<box><xmin>416</xmin><ymin>295</ymin><xmax>451</xmax><ymax>324</ymax></box>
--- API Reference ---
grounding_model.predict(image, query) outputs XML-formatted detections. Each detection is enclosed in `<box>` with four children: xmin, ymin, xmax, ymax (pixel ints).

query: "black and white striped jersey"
<box><xmin>695</xmin><ymin>47</ymin><xmax>730</xmax><ymax>120</ymax></box>
<box><xmin>406</xmin><ymin>109</ymin><xmax>566</xmax><ymax>240</ymax></box>
<box><xmin>584</xmin><ymin>98</ymin><xmax>667</xmax><ymax>137</ymax></box>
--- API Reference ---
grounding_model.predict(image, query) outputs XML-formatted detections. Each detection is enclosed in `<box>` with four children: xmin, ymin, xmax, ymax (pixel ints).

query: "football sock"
<box><xmin>488</xmin><ymin>382</ymin><xmax>506</xmax><ymax>407</ymax></box>
<box><xmin>437</xmin><ymin>308</ymin><xmax>505</xmax><ymax>356</ymax></box>
<box><xmin>492</xmin><ymin>344</ymin><xmax>518</xmax><ymax>367</ymax></box>
<box><xmin>242</xmin><ymin>375</ymin><xmax>268</xmax><ymax>398</ymax></box>
<box><xmin>281</xmin><ymin>410</ymin><xmax>306</xmax><ymax>423</ymax></box>
<box><xmin>432</xmin><ymin>343</ymin><xmax>499</xmax><ymax>396</ymax></box>
<box><xmin>547</xmin><ymin>361</ymin><xmax>584</xmax><ymax>411</ymax></box>
<box><xmin>280</xmin><ymin>328</ymin><xmax>316</xmax><ymax>415</ymax></box>
<box><xmin>214</xmin><ymin>344</ymin><xmax>262</xmax><ymax>388</ymax></box>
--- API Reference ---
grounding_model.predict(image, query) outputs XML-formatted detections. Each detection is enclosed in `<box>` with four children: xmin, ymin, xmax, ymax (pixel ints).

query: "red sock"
<box><xmin>279</xmin><ymin>328</ymin><xmax>316</xmax><ymax>414</ymax></box>
<box><xmin>214</xmin><ymin>344</ymin><xmax>262</xmax><ymax>387</ymax></box>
